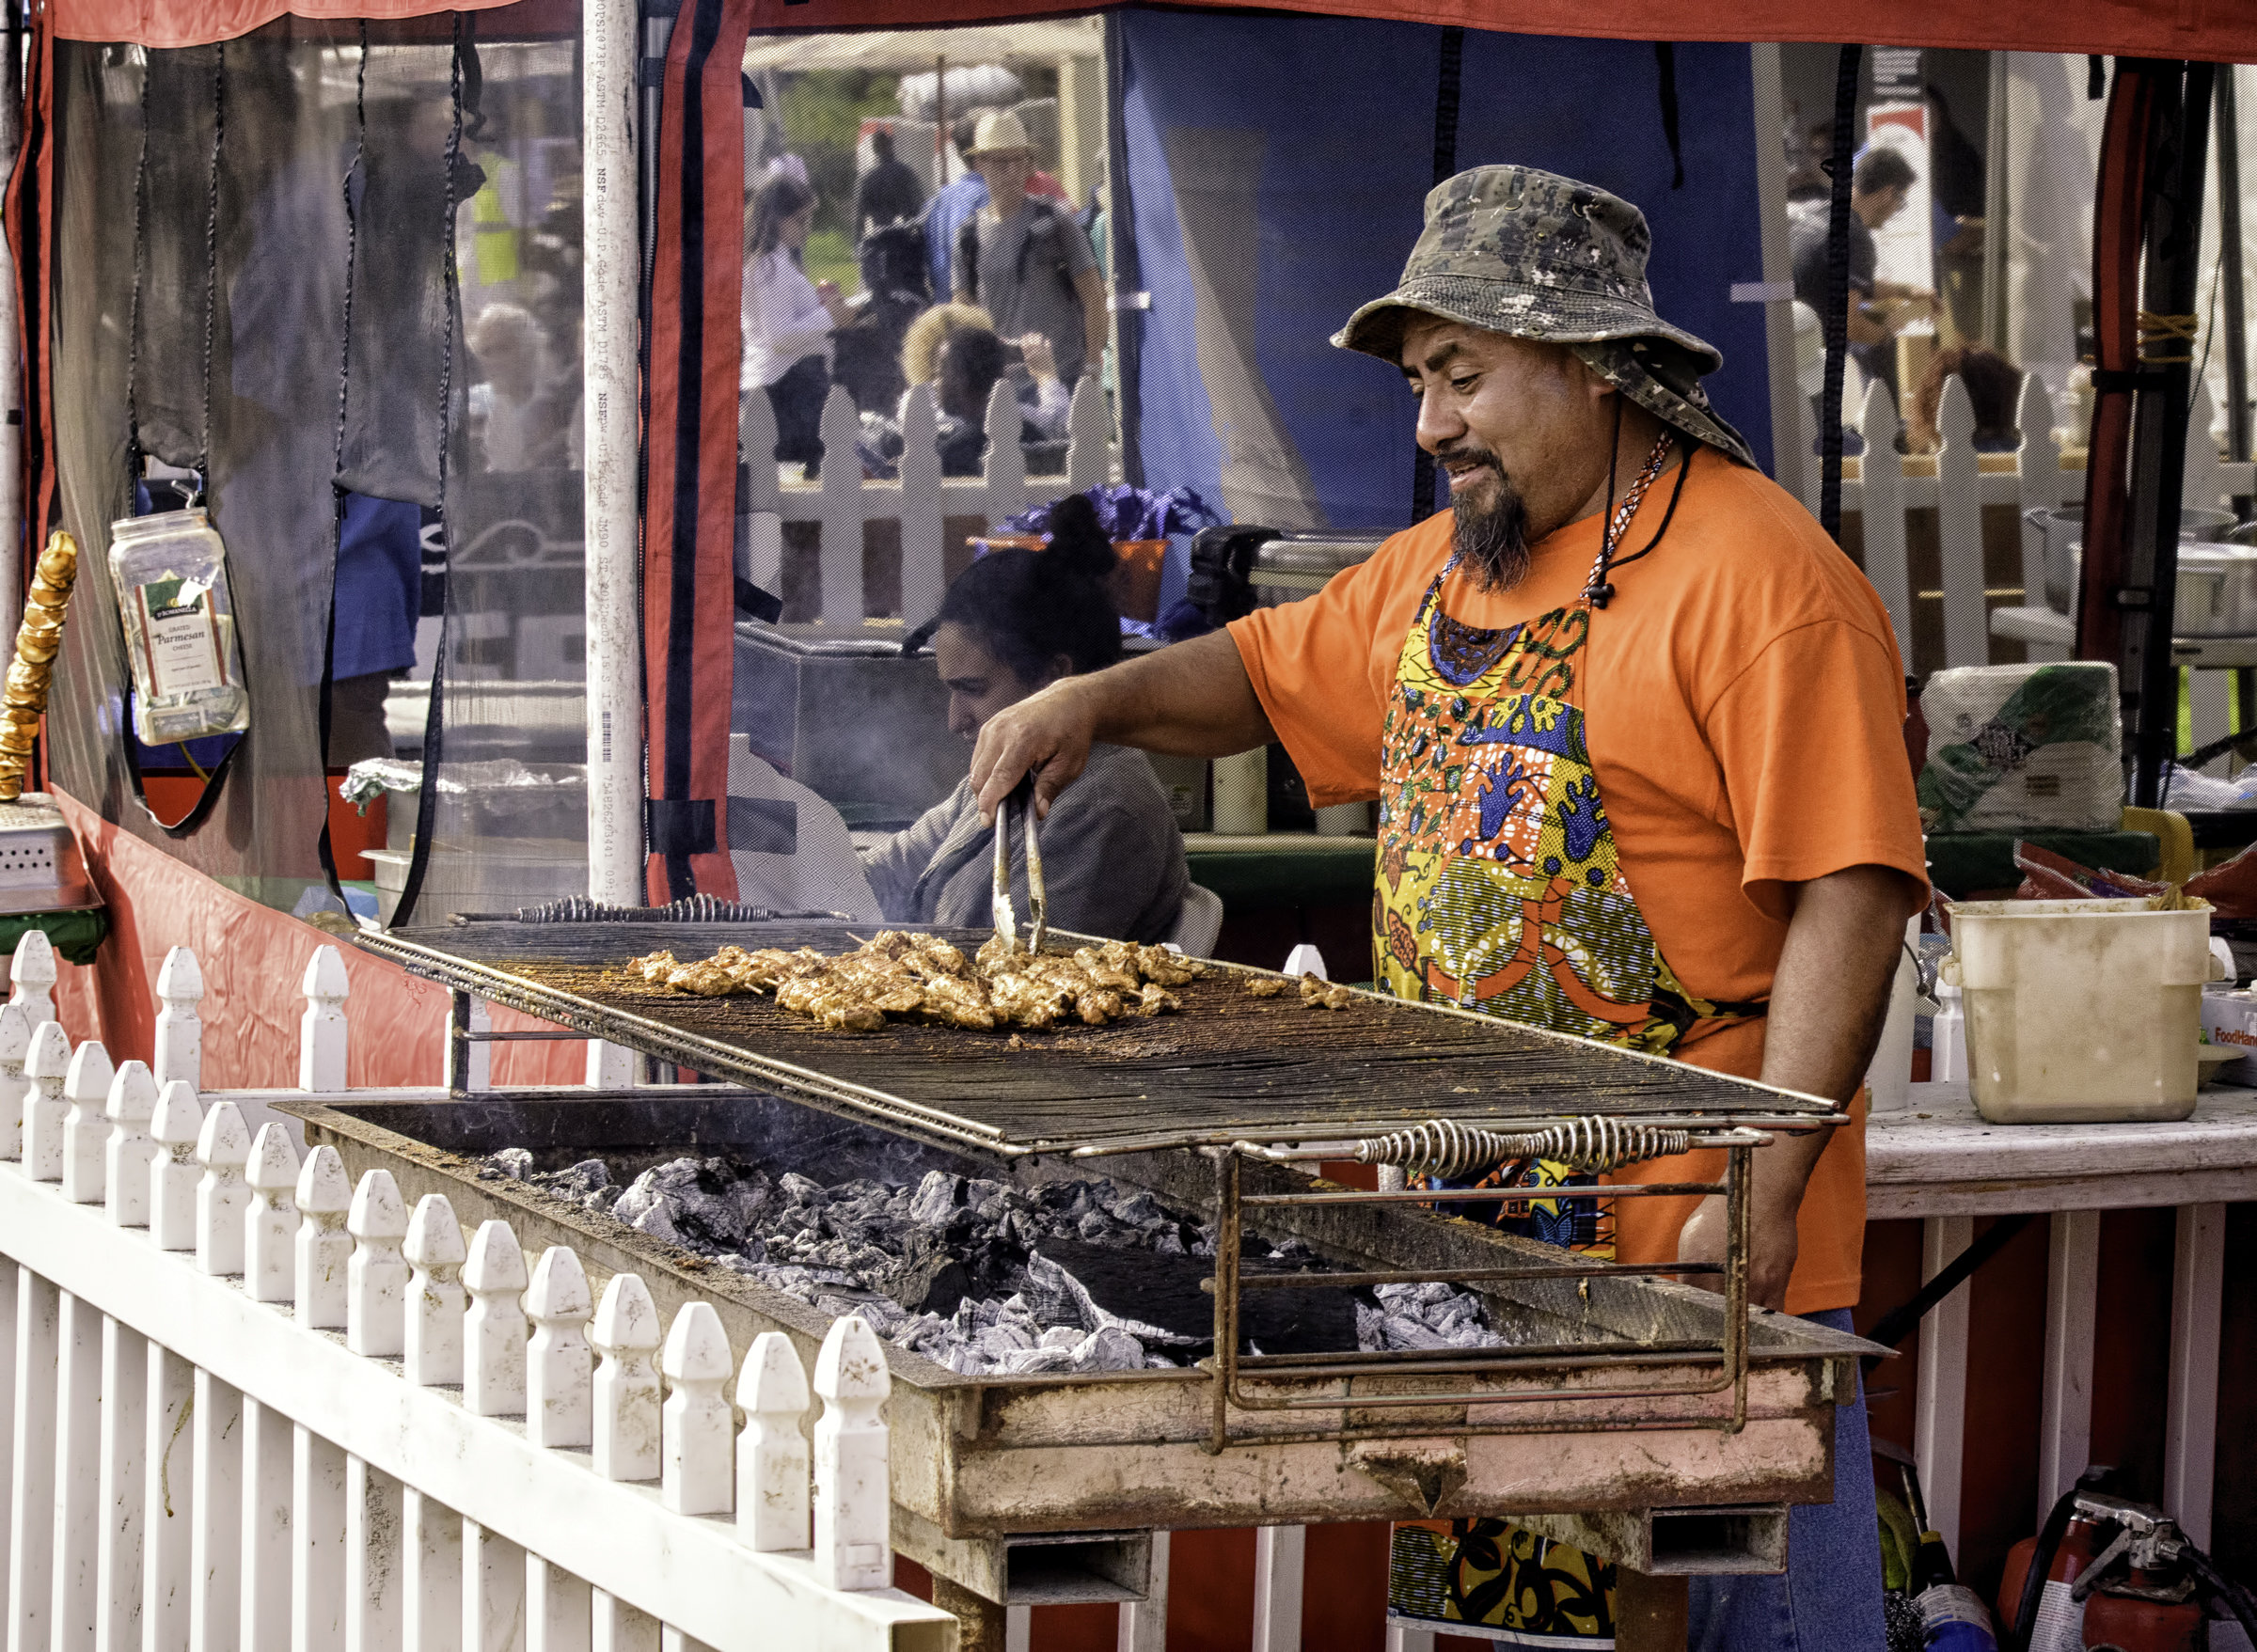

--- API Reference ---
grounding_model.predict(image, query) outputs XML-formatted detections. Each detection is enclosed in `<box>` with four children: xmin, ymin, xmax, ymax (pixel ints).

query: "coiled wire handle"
<box><xmin>1351</xmin><ymin>1116</ymin><xmax>1693</xmax><ymax>1179</ymax></box>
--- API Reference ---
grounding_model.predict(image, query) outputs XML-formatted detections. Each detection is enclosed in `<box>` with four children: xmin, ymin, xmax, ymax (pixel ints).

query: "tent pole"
<box><xmin>2218</xmin><ymin>65</ymin><xmax>2249</xmax><ymax>519</ymax></box>
<box><xmin>2128</xmin><ymin>61</ymin><xmax>2215</xmax><ymax>807</ymax></box>
<box><xmin>0</xmin><ymin>8</ymin><xmax>24</xmax><ymax>647</ymax></box>
<box><xmin>1981</xmin><ymin>49</ymin><xmax>2010</xmax><ymax>351</ymax></box>
<box><xmin>583</xmin><ymin>0</ymin><xmax>645</xmax><ymax>909</ymax></box>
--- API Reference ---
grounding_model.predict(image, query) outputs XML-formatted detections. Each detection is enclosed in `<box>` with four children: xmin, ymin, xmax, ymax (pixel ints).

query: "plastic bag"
<box><xmin>1918</xmin><ymin>663</ymin><xmax>2122</xmax><ymax>834</ymax></box>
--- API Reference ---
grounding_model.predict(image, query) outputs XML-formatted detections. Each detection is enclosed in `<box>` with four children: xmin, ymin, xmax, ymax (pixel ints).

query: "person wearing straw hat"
<box><xmin>952</xmin><ymin>109</ymin><xmax>1108</xmax><ymax>393</ymax></box>
<box><xmin>971</xmin><ymin>164</ymin><xmax>1925</xmax><ymax>1650</ymax></box>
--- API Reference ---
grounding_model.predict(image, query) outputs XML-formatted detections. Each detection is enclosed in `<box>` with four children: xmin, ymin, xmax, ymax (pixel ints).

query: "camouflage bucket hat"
<box><xmin>1335</xmin><ymin>165</ymin><xmax>1757</xmax><ymax>468</ymax></box>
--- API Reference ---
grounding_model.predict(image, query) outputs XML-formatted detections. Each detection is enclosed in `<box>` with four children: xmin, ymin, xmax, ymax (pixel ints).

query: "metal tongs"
<box><xmin>991</xmin><ymin>775</ymin><xmax>1047</xmax><ymax>955</ymax></box>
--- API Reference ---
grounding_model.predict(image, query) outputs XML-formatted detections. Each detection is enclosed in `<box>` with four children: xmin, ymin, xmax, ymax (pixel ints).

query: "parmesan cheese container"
<box><xmin>107</xmin><ymin>508</ymin><xmax>248</xmax><ymax>746</ymax></box>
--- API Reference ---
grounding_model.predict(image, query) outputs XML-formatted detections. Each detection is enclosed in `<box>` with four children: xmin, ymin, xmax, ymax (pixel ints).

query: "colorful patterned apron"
<box><xmin>1381</xmin><ymin>448</ymin><xmax>1760</xmax><ymax>1644</ymax></box>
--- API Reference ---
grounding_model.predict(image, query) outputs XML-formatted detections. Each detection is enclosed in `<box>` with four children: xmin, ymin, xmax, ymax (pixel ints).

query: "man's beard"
<box><xmin>1444</xmin><ymin>448</ymin><xmax>1532</xmax><ymax>591</ymax></box>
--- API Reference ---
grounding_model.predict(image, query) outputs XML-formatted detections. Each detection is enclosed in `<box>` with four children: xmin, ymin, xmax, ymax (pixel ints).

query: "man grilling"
<box><xmin>970</xmin><ymin>165</ymin><xmax>1924</xmax><ymax>1650</ymax></box>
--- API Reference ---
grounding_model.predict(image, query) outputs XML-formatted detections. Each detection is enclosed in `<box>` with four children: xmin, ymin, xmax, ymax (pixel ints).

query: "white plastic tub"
<box><xmin>1945</xmin><ymin>898</ymin><xmax>2214</xmax><ymax>1124</ymax></box>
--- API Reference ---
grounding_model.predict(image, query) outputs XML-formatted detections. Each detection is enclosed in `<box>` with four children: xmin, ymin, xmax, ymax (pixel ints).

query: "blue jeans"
<box><xmin>1687</xmin><ymin>1308</ymin><xmax>1885</xmax><ymax>1652</ymax></box>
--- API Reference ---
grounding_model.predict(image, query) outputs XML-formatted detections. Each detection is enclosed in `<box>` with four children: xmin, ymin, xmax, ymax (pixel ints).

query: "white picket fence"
<box><xmin>0</xmin><ymin>928</ymin><xmax>956</xmax><ymax>1652</ymax></box>
<box><xmin>742</xmin><ymin>378</ymin><xmax>1114</xmax><ymax>630</ymax></box>
<box><xmin>1804</xmin><ymin>370</ymin><xmax>2256</xmax><ymax>675</ymax></box>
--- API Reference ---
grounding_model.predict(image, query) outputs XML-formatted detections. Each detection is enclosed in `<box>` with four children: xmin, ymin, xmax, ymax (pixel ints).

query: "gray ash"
<box><xmin>481</xmin><ymin>1149</ymin><xmax>1511</xmax><ymax>1376</ymax></box>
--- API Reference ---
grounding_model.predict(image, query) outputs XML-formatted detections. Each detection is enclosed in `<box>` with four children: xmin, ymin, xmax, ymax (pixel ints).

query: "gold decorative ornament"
<box><xmin>0</xmin><ymin>531</ymin><xmax>80</xmax><ymax>801</ymax></box>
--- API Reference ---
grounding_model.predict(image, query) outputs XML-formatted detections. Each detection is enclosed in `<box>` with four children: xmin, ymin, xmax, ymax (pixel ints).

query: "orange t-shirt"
<box><xmin>1227</xmin><ymin>450</ymin><xmax>1929</xmax><ymax>1313</ymax></box>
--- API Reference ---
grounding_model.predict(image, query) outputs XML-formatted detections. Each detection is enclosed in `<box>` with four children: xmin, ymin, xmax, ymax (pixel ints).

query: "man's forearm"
<box><xmin>1680</xmin><ymin>864</ymin><xmax>1913</xmax><ymax>1307</ymax></box>
<box><xmin>1077</xmin><ymin>630</ymin><xmax>1274</xmax><ymax>756</ymax></box>
<box><xmin>972</xmin><ymin>629</ymin><xmax>1273</xmax><ymax>820</ymax></box>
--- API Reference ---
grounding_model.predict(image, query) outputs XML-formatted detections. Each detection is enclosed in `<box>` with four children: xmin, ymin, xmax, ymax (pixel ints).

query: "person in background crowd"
<box><xmin>862</xmin><ymin>492</ymin><xmax>1187</xmax><ymax>940</ymax></box>
<box><xmin>1790</xmin><ymin>146</ymin><xmax>1933</xmax><ymax>393</ymax></box>
<box><xmin>466</xmin><ymin>303</ymin><xmax>571</xmax><ymax>472</ymax></box>
<box><xmin>742</xmin><ymin>174</ymin><xmax>853</xmax><ymax>479</ymax></box>
<box><xmin>854</xmin><ymin>128</ymin><xmax>925</xmax><ymax>239</ymax></box>
<box><xmin>1904</xmin><ymin>344</ymin><xmax>2024</xmax><ymax>454</ymax></box>
<box><xmin>921</xmin><ymin>116</ymin><xmax>992</xmax><ymax>300</ymax></box>
<box><xmin>919</xmin><ymin>111</ymin><xmax>1072</xmax><ymax>300</ymax></box>
<box><xmin>953</xmin><ymin>111</ymin><xmax>1107</xmax><ymax>393</ymax></box>
<box><xmin>856</xmin><ymin>317</ymin><xmax>1071</xmax><ymax>479</ymax></box>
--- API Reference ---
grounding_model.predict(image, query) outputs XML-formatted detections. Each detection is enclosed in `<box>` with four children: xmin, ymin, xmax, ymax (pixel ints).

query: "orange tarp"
<box><xmin>49</xmin><ymin>0</ymin><xmax>2257</xmax><ymax>63</ymax></box>
<box><xmin>48</xmin><ymin>788</ymin><xmax>585</xmax><ymax>1089</ymax></box>
<box><xmin>52</xmin><ymin>0</ymin><xmax>524</xmax><ymax>48</ymax></box>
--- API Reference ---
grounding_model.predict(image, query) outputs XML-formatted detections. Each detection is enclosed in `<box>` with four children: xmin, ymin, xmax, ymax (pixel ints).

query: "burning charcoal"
<box><xmin>975</xmin><ymin>1194</ymin><xmax>1012</xmax><ymax>1225</ymax></box>
<box><xmin>1037</xmin><ymin>1326</ymin><xmax>1081</xmax><ymax>1351</ymax></box>
<box><xmin>1022</xmin><ymin>1251</ymin><xmax>1101</xmax><ymax>1332</ymax></box>
<box><xmin>1379</xmin><ymin>1314</ymin><xmax>1451</xmax><ymax>1351</ymax></box>
<box><xmin>586</xmin><ymin>1185</ymin><xmax>623</xmax><ymax>1216</ymax></box>
<box><xmin>1111</xmin><ymin>1190</ymin><xmax>1165</xmax><ymax>1228</ymax></box>
<box><xmin>1355</xmin><ymin>1301</ymin><xmax>1384</xmax><ymax>1351</ymax></box>
<box><xmin>973</xmin><ymin>1322</ymin><xmax>1035</xmax><ymax>1360</ymax></box>
<box><xmin>1070</xmin><ymin>1326</ymin><xmax>1146</xmax><ymax>1374</ymax></box>
<box><xmin>1000</xmin><ymin>1345</ymin><xmax>1076</xmax><ymax>1376</ymax></box>
<box><xmin>560</xmin><ymin>1158</ymin><xmax>609</xmax><ymax>1192</ymax></box>
<box><xmin>778</xmin><ymin>1172</ymin><xmax>827</xmax><ymax>1204</ymax></box>
<box><xmin>909</xmin><ymin>1170</ymin><xmax>965</xmax><ymax>1226</ymax></box>
<box><xmin>1076</xmin><ymin>1210</ymin><xmax>1126</xmax><ymax>1246</ymax></box>
<box><xmin>479</xmin><ymin>1148</ymin><xmax>533</xmax><ymax>1181</ymax></box>
<box><xmin>1153</xmin><ymin>1229</ymin><xmax>1185</xmax><ymax>1256</ymax></box>
<box><xmin>883</xmin><ymin>1251</ymin><xmax>971</xmax><ymax>1317</ymax></box>
<box><xmin>630</xmin><ymin>1202</ymin><xmax>682</xmax><ymax>1245</ymax></box>
<box><xmin>964</xmin><ymin>1178</ymin><xmax>1008</xmax><ymax>1210</ymax></box>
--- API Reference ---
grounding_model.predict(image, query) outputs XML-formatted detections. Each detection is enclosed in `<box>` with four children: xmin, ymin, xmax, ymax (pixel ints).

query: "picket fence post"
<box><xmin>464</xmin><ymin>1219</ymin><xmax>529</xmax><ymax>1417</ymax></box>
<box><xmin>525</xmin><ymin>1246</ymin><xmax>592</xmax><ymax>1449</ymax></box>
<box><xmin>0</xmin><ymin>1000</ymin><xmax>29</xmax><ymax>1161</ymax></box>
<box><xmin>293</xmin><ymin>1145</ymin><xmax>353</xmax><ymax>1329</ymax></box>
<box><xmin>660</xmin><ymin>1303</ymin><xmax>734</xmax><ymax>1518</ymax></box>
<box><xmin>299</xmin><ymin>946</ymin><xmax>349</xmax><ymax>1092</ymax></box>
<box><xmin>592</xmin><ymin>1273</ymin><xmax>662</xmax><ymax>1484</ymax></box>
<box><xmin>23</xmin><ymin>1019</ymin><xmax>69</xmax><ymax>1183</ymax></box>
<box><xmin>738</xmin><ymin>1333</ymin><xmax>810</xmax><ymax>1552</ymax></box>
<box><xmin>58</xmin><ymin>1040</ymin><xmax>111</xmax><ymax>1205</ymax></box>
<box><xmin>102</xmin><ymin>1061</ymin><xmax>157</xmax><ymax>1230</ymax></box>
<box><xmin>8</xmin><ymin>929</ymin><xmax>54</xmax><ymax>1029</ymax></box>
<box><xmin>814</xmin><ymin>1316</ymin><xmax>892</xmax><ymax>1592</ymax></box>
<box><xmin>402</xmin><ymin>1194</ymin><xmax>467</xmax><ymax>1387</ymax></box>
<box><xmin>148</xmin><ymin>1080</ymin><xmax>202</xmax><ymax>1251</ymax></box>
<box><xmin>245</xmin><ymin>1124</ymin><xmax>299</xmax><ymax>1305</ymax></box>
<box><xmin>194</xmin><ymin>1099</ymin><xmax>250</xmax><ymax>1278</ymax></box>
<box><xmin>153</xmin><ymin>946</ymin><xmax>203</xmax><ymax>1093</ymax></box>
<box><xmin>345</xmin><ymin>1169</ymin><xmax>409</xmax><ymax>1358</ymax></box>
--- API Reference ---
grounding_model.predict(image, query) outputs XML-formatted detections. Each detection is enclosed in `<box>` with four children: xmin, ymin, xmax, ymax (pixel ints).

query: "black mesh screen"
<box><xmin>44</xmin><ymin>8</ymin><xmax>584</xmax><ymax>915</ymax></box>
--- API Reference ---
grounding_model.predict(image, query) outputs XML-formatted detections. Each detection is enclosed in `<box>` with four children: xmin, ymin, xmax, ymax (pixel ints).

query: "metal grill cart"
<box><xmin>320</xmin><ymin>919</ymin><xmax>1880</xmax><ymax>1628</ymax></box>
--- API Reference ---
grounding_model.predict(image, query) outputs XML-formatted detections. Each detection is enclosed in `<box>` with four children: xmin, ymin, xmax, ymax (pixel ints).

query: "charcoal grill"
<box><xmin>328</xmin><ymin>920</ymin><xmax>1878</xmax><ymax>1605</ymax></box>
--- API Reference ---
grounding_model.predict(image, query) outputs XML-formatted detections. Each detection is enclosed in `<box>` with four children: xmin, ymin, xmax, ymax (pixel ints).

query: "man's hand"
<box><xmin>971</xmin><ymin>676</ymin><xmax>1102</xmax><ymax>825</ymax></box>
<box><xmin>1676</xmin><ymin>863</ymin><xmax>1914</xmax><ymax>1309</ymax></box>
<box><xmin>1020</xmin><ymin>333</ymin><xmax>1059</xmax><ymax>383</ymax></box>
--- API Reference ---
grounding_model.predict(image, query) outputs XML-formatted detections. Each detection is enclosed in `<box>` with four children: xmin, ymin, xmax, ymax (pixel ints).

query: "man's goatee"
<box><xmin>1449</xmin><ymin>463</ymin><xmax>1532</xmax><ymax>591</ymax></box>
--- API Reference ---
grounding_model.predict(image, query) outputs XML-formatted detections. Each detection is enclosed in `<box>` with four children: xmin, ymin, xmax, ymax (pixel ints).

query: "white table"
<box><xmin>1866</xmin><ymin>1081</ymin><xmax>2257</xmax><ymax>1558</ymax></box>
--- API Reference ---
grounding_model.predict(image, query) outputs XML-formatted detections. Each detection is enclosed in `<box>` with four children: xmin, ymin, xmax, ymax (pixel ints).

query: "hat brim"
<box><xmin>1333</xmin><ymin>274</ymin><xmax>1722</xmax><ymax>377</ymax></box>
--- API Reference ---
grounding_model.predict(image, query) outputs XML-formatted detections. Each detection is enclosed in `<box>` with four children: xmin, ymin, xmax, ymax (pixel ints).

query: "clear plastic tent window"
<box><xmin>47</xmin><ymin>7</ymin><xmax>586</xmax><ymax>917</ymax></box>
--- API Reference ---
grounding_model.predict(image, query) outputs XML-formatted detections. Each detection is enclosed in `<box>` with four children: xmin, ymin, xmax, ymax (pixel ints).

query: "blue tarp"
<box><xmin>1119</xmin><ymin>12</ymin><xmax>1773</xmax><ymax>532</ymax></box>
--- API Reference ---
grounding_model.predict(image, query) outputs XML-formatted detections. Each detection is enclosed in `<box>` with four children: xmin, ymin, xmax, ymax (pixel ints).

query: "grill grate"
<box><xmin>359</xmin><ymin>921</ymin><xmax>1839</xmax><ymax>1159</ymax></box>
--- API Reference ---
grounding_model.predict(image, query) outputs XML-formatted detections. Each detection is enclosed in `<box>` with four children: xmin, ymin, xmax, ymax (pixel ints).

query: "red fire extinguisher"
<box><xmin>1996</xmin><ymin>1473</ymin><xmax>2254</xmax><ymax>1652</ymax></box>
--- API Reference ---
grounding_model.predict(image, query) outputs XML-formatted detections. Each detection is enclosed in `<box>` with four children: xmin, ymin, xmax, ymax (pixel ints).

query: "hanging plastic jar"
<box><xmin>108</xmin><ymin>507</ymin><xmax>249</xmax><ymax>746</ymax></box>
